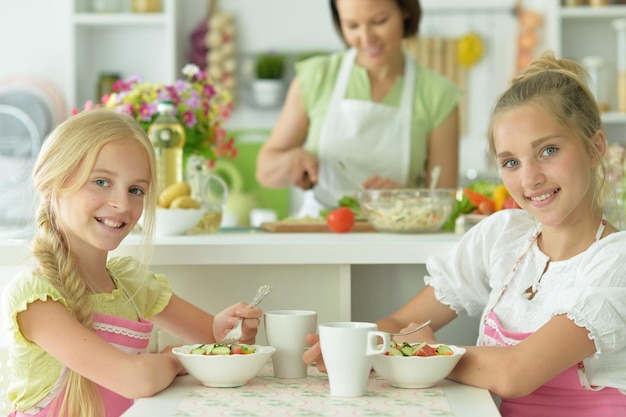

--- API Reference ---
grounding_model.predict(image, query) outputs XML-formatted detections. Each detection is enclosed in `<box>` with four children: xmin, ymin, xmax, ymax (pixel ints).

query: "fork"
<box><xmin>218</xmin><ymin>285</ymin><xmax>272</xmax><ymax>345</ymax></box>
<box><xmin>387</xmin><ymin>319</ymin><xmax>432</xmax><ymax>337</ymax></box>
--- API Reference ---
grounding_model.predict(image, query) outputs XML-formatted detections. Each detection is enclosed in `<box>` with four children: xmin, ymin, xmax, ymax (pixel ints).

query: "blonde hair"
<box><xmin>31</xmin><ymin>108</ymin><xmax>156</xmax><ymax>417</ymax></box>
<box><xmin>487</xmin><ymin>50</ymin><xmax>608</xmax><ymax>210</ymax></box>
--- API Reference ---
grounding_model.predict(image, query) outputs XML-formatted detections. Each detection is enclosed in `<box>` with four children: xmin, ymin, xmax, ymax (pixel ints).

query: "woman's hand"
<box><xmin>363</xmin><ymin>175</ymin><xmax>403</xmax><ymax>189</ymax></box>
<box><xmin>288</xmin><ymin>148</ymin><xmax>319</xmax><ymax>190</ymax></box>
<box><xmin>213</xmin><ymin>302</ymin><xmax>263</xmax><ymax>345</ymax></box>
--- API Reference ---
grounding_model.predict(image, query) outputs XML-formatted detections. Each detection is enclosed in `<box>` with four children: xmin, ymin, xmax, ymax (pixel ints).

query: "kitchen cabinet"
<box><xmin>68</xmin><ymin>0</ymin><xmax>180</xmax><ymax>109</ymax></box>
<box><xmin>546</xmin><ymin>1</ymin><xmax>626</xmax><ymax>138</ymax></box>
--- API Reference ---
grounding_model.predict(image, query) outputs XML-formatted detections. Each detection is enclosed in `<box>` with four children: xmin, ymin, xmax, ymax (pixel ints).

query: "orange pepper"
<box><xmin>492</xmin><ymin>185</ymin><xmax>510</xmax><ymax>211</ymax></box>
<box><xmin>463</xmin><ymin>188</ymin><xmax>494</xmax><ymax>212</ymax></box>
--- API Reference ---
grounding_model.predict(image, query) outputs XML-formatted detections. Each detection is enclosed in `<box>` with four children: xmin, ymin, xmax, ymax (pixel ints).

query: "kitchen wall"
<box><xmin>1</xmin><ymin>0</ymin><xmax>551</xmax><ymax>182</ymax></box>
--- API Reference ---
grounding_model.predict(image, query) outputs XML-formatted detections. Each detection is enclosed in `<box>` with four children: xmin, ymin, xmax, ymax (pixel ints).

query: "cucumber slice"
<box><xmin>389</xmin><ymin>340</ymin><xmax>398</xmax><ymax>349</ymax></box>
<box><xmin>400</xmin><ymin>344</ymin><xmax>415</xmax><ymax>356</ymax></box>
<box><xmin>210</xmin><ymin>344</ymin><xmax>232</xmax><ymax>355</ymax></box>
<box><xmin>387</xmin><ymin>346</ymin><xmax>403</xmax><ymax>356</ymax></box>
<box><xmin>435</xmin><ymin>345</ymin><xmax>453</xmax><ymax>356</ymax></box>
<box><xmin>190</xmin><ymin>344</ymin><xmax>208</xmax><ymax>355</ymax></box>
<box><xmin>411</xmin><ymin>342</ymin><xmax>427</xmax><ymax>356</ymax></box>
<box><xmin>240</xmin><ymin>344</ymin><xmax>256</xmax><ymax>354</ymax></box>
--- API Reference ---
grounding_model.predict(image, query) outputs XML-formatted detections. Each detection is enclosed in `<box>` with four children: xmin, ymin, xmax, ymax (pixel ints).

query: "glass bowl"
<box><xmin>357</xmin><ymin>189</ymin><xmax>457</xmax><ymax>233</ymax></box>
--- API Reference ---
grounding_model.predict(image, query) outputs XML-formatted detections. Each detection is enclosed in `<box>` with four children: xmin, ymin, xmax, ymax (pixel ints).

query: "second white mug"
<box><xmin>318</xmin><ymin>322</ymin><xmax>390</xmax><ymax>397</ymax></box>
<box><xmin>264</xmin><ymin>310</ymin><xmax>317</xmax><ymax>378</ymax></box>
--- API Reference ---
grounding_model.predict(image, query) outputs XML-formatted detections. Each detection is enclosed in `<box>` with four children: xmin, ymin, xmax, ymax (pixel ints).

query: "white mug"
<box><xmin>318</xmin><ymin>322</ymin><xmax>390</xmax><ymax>397</ymax></box>
<box><xmin>264</xmin><ymin>310</ymin><xmax>318</xmax><ymax>378</ymax></box>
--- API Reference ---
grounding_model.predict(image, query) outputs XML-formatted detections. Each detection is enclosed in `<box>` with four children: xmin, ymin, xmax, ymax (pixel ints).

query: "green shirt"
<box><xmin>296</xmin><ymin>51</ymin><xmax>463</xmax><ymax>185</ymax></box>
<box><xmin>2</xmin><ymin>256</ymin><xmax>172</xmax><ymax>411</ymax></box>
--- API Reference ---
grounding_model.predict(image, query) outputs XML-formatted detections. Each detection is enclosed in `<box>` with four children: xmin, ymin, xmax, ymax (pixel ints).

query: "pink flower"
<box><xmin>75</xmin><ymin>63</ymin><xmax>236</xmax><ymax>163</ymax></box>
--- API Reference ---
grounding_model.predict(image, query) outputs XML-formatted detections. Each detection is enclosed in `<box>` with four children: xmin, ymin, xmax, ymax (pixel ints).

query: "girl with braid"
<box><xmin>2</xmin><ymin>108</ymin><xmax>262</xmax><ymax>417</ymax></box>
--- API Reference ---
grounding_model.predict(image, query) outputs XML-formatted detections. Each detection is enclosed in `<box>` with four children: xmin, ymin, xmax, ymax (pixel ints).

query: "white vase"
<box><xmin>251</xmin><ymin>79</ymin><xmax>284</xmax><ymax>108</ymax></box>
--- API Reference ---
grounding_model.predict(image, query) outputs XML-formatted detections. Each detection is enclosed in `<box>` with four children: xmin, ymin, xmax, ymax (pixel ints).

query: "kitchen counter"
<box><xmin>1</xmin><ymin>229</ymin><xmax>460</xmax><ymax>267</ymax></box>
<box><xmin>0</xmin><ymin>230</ymin><xmax>481</xmax><ymax>350</ymax></box>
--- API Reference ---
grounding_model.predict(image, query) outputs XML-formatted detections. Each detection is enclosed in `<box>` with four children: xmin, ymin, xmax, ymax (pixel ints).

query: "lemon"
<box><xmin>457</xmin><ymin>33</ymin><xmax>483</xmax><ymax>68</ymax></box>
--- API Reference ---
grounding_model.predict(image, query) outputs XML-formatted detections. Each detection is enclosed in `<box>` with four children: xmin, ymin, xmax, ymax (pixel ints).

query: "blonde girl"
<box><xmin>2</xmin><ymin>109</ymin><xmax>262</xmax><ymax>417</ymax></box>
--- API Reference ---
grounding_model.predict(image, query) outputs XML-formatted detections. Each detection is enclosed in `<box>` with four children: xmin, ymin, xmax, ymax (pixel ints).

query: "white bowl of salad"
<box><xmin>173</xmin><ymin>343</ymin><xmax>276</xmax><ymax>387</ymax></box>
<box><xmin>372</xmin><ymin>342</ymin><xmax>466</xmax><ymax>388</ymax></box>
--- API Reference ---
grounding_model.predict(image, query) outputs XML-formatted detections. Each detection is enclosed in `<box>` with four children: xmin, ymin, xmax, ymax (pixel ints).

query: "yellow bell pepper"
<box><xmin>493</xmin><ymin>185</ymin><xmax>510</xmax><ymax>211</ymax></box>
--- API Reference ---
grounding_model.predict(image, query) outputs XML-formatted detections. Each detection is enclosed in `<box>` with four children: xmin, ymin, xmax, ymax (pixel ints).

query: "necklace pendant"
<box><xmin>523</xmin><ymin>285</ymin><xmax>538</xmax><ymax>300</ymax></box>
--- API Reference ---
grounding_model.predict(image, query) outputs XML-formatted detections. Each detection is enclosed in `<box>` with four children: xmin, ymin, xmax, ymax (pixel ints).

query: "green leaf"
<box><xmin>441</xmin><ymin>194</ymin><xmax>475</xmax><ymax>231</ymax></box>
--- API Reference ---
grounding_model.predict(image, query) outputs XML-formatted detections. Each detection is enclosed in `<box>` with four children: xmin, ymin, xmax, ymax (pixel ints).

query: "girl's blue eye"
<box><xmin>502</xmin><ymin>159</ymin><xmax>518</xmax><ymax>169</ymax></box>
<box><xmin>130</xmin><ymin>187</ymin><xmax>145</xmax><ymax>196</ymax></box>
<box><xmin>95</xmin><ymin>179</ymin><xmax>109</xmax><ymax>187</ymax></box>
<box><xmin>542</xmin><ymin>146</ymin><xmax>558</xmax><ymax>156</ymax></box>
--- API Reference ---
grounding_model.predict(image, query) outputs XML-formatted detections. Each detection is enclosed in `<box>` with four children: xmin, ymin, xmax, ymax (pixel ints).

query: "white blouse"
<box><xmin>425</xmin><ymin>209</ymin><xmax>626</xmax><ymax>390</ymax></box>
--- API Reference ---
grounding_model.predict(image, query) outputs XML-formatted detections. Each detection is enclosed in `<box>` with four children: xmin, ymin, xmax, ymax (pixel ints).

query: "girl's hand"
<box><xmin>302</xmin><ymin>333</ymin><xmax>327</xmax><ymax>373</ymax></box>
<box><xmin>213</xmin><ymin>302</ymin><xmax>263</xmax><ymax>345</ymax></box>
<box><xmin>393</xmin><ymin>323</ymin><xmax>437</xmax><ymax>345</ymax></box>
<box><xmin>160</xmin><ymin>345</ymin><xmax>188</xmax><ymax>375</ymax></box>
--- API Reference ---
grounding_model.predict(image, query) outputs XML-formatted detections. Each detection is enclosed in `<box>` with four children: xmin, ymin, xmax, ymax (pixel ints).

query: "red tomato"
<box><xmin>502</xmin><ymin>196</ymin><xmax>522</xmax><ymax>209</ymax></box>
<box><xmin>415</xmin><ymin>344</ymin><xmax>437</xmax><ymax>357</ymax></box>
<box><xmin>327</xmin><ymin>207</ymin><xmax>355</xmax><ymax>233</ymax></box>
<box><xmin>230</xmin><ymin>345</ymin><xmax>243</xmax><ymax>355</ymax></box>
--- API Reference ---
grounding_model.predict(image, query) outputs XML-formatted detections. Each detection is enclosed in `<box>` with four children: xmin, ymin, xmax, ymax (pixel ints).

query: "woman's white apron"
<box><xmin>298</xmin><ymin>48</ymin><xmax>415</xmax><ymax>217</ymax></box>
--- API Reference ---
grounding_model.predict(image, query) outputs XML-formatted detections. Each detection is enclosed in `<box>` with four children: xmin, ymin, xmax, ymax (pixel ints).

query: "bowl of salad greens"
<box><xmin>372</xmin><ymin>341</ymin><xmax>465</xmax><ymax>388</ymax></box>
<box><xmin>173</xmin><ymin>343</ymin><xmax>276</xmax><ymax>387</ymax></box>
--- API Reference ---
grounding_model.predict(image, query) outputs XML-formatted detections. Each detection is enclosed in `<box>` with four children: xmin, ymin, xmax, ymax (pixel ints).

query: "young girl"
<box><xmin>304</xmin><ymin>50</ymin><xmax>626</xmax><ymax>416</ymax></box>
<box><xmin>1</xmin><ymin>108</ymin><xmax>263</xmax><ymax>417</ymax></box>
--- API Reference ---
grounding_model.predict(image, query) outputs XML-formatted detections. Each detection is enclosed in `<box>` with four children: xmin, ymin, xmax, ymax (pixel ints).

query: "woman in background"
<box><xmin>256</xmin><ymin>0</ymin><xmax>462</xmax><ymax>217</ymax></box>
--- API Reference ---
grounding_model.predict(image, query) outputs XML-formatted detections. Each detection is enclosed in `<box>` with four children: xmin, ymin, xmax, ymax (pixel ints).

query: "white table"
<box><xmin>122</xmin><ymin>365</ymin><xmax>502</xmax><ymax>417</ymax></box>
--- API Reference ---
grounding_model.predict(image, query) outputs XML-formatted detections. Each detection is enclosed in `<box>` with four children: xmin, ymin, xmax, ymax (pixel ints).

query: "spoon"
<box><xmin>429</xmin><ymin>166</ymin><xmax>442</xmax><ymax>191</ymax></box>
<box><xmin>387</xmin><ymin>319</ymin><xmax>432</xmax><ymax>337</ymax></box>
<box><xmin>219</xmin><ymin>285</ymin><xmax>272</xmax><ymax>345</ymax></box>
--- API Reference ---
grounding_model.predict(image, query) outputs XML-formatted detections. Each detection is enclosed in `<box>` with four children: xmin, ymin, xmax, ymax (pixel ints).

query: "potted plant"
<box><xmin>251</xmin><ymin>52</ymin><xmax>286</xmax><ymax>108</ymax></box>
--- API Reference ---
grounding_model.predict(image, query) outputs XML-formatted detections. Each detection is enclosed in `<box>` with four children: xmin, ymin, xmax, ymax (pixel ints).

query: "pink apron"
<box><xmin>11</xmin><ymin>291</ymin><xmax>153</xmax><ymax>417</ymax></box>
<box><xmin>479</xmin><ymin>215</ymin><xmax>626</xmax><ymax>417</ymax></box>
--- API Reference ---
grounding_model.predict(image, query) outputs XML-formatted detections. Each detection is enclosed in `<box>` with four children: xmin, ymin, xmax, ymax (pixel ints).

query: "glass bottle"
<box><xmin>148</xmin><ymin>101</ymin><xmax>186</xmax><ymax>196</ymax></box>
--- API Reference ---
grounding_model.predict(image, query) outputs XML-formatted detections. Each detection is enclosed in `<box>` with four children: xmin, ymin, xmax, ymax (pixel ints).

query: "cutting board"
<box><xmin>260</xmin><ymin>220</ymin><xmax>376</xmax><ymax>233</ymax></box>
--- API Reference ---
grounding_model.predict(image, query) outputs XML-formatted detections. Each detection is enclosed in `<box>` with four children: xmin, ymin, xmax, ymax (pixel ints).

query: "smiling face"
<box><xmin>56</xmin><ymin>140</ymin><xmax>151</xmax><ymax>255</ymax></box>
<box><xmin>335</xmin><ymin>0</ymin><xmax>406</xmax><ymax>68</ymax></box>
<box><xmin>493</xmin><ymin>104</ymin><xmax>603</xmax><ymax>228</ymax></box>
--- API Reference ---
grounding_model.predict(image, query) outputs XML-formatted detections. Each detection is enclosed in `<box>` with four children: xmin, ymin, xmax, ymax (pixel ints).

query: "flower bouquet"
<box><xmin>76</xmin><ymin>64</ymin><xmax>237</xmax><ymax>166</ymax></box>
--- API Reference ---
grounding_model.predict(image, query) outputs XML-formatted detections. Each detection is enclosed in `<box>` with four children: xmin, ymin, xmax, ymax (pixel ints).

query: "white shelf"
<box><xmin>602</xmin><ymin>112</ymin><xmax>626</xmax><ymax>124</ymax></box>
<box><xmin>560</xmin><ymin>5</ymin><xmax>626</xmax><ymax>19</ymax></box>
<box><xmin>68</xmin><ymin>0</ymin><xmax>179</xmax><ymax>109</ymax></box>
<box><xmin>73</xmin><ymin>12</ymin><xmax>169</xmax><ymax>25</ymax></box>
<box><xmin>550</xmin><ymin>0</ymin><xmax>626</xmax><ymax>126</ymax></box>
